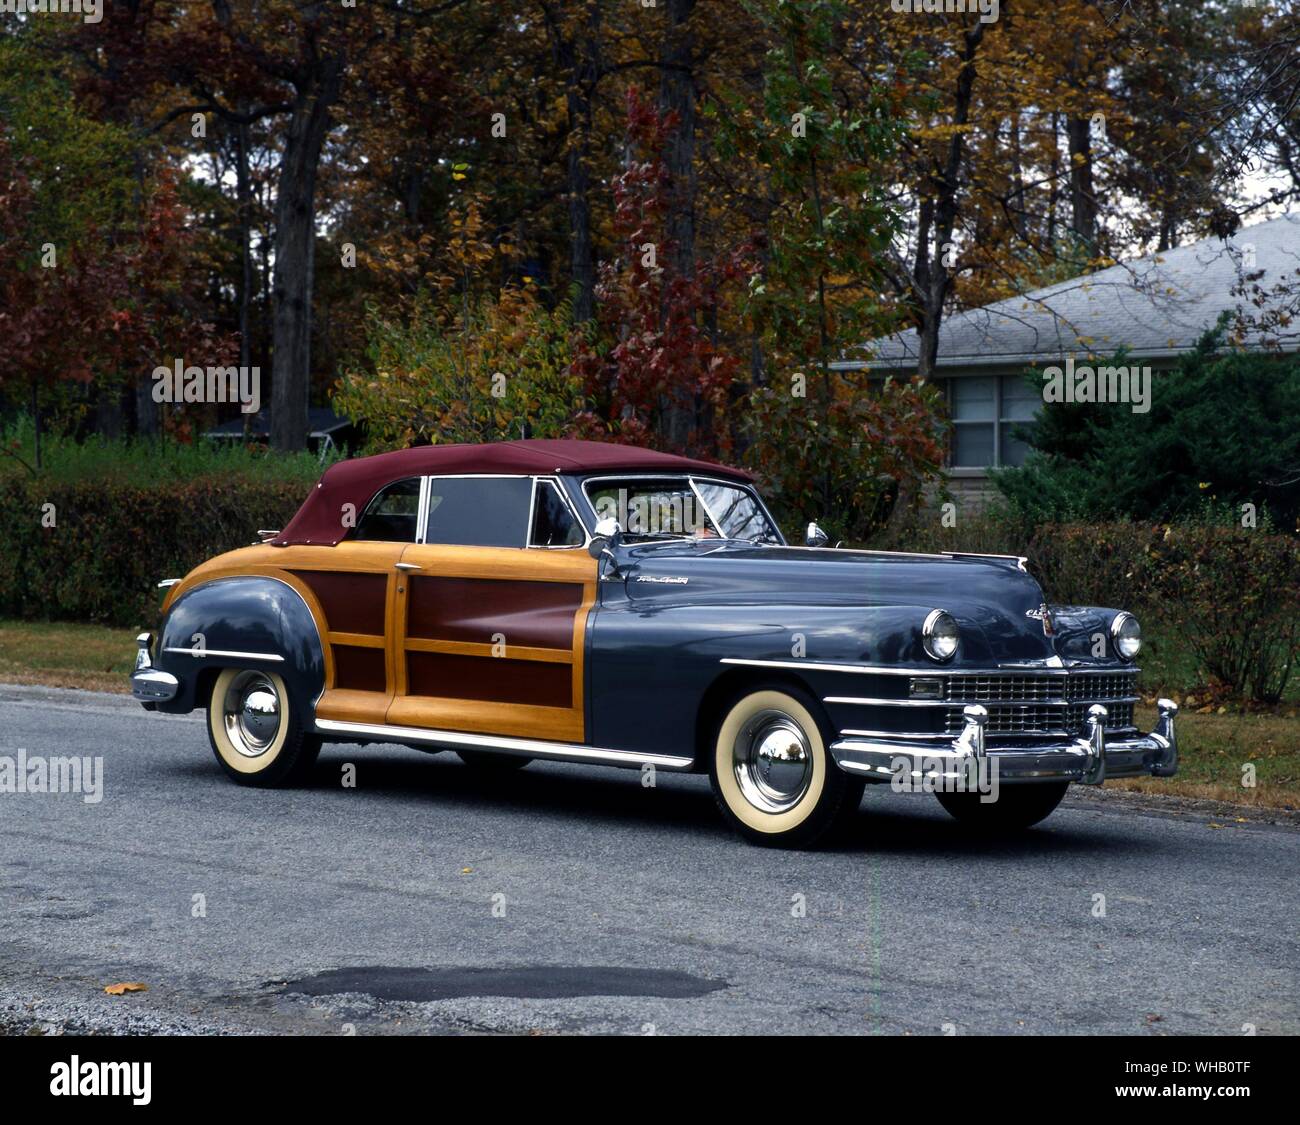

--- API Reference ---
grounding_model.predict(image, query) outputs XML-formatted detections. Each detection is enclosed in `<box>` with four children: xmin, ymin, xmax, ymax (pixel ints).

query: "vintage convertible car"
<box><xmin>131</xmin><ymin>438</ymin><xmax>1177</xmax><ymax>847</ymax></box>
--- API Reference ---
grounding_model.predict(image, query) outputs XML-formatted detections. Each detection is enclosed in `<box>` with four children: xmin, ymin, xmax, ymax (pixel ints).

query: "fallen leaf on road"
<box><xmin>103</xmin><ymin>982</ymin><xmax>148</xmax><ymax>995</ymax></box>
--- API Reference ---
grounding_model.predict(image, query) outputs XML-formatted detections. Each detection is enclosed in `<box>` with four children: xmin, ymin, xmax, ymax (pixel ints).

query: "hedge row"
<box><xmin>888</xmin><ymin>516</ymin><xmax>1300</xmax><ymax>704</ymax></box>
<box><xmin>0</xmin><ymin>476</ymin><xmax>307</xmax><ymax>627</ymax></box>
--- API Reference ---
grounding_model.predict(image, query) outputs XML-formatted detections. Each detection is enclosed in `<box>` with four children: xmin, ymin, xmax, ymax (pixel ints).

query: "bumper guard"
<box><xmin>130</xmin><ymin>632</ymin><xmax>179</xmax><ymax>703</ymax></box>
<box><xmin>830</xmin><ymin>699</ymin><xmax>1178</xmax><ymax>785</ymax></box>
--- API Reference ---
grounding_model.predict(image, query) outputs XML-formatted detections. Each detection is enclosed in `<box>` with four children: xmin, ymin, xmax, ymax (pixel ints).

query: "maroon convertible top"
<box><xmin>272</xmin><ymin>438</ymin><xmax>754</xmax><ymax>547</ymax></box>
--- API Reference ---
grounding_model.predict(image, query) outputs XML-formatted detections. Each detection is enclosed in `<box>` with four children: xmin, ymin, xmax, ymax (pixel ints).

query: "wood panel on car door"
<box><xmin>277</xmin><ymin>541</ymin><xmax>407</xmax><ymax>725</ymax></box>
<box><xmin>385</xmin><ymin>545</ymin><xmax>598</xmax><ymax>742</ymax></box>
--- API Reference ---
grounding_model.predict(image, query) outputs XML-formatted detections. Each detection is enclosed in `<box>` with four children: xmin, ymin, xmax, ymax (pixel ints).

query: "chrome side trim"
<box><xmin>839</xmin><ymin>728</ymin><xmax>942</xmax><ymax>740</ymax></box>
<box><xmin>314</xmin><ymin>718</ymin><xmax>696</xmax><ymax>771</ymax></box>
<box><xmin>721</xmin><ymin>657</ymin><xmax>892</xmax><ymax>675</ymax></box>
<box><xmin>826</xmin><ymin>695</ymin><xmax>952</xmax><ymax>707</ymax></box>
<box><xmin>164</xmin><ymin>647</ymin><xmax>285</xmax><ymax>663</ymax></box>
<box><xmin>723</xmin><ymin>657</ymin><xmax>1140</xmax><ymax>678</ymax></box>
<box><xmin>825</xmin><ymin>694</ymin><xmax>1141</xmax><ymax>707</ymax></box>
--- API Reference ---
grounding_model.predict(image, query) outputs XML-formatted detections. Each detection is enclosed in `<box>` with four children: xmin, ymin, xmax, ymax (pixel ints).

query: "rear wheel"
<box><xmin>935</xmin><ymin>782</ymin><xmax>1069</xmax><ymax>831</ymax></box>
<box><xmin>456</xmin><ymin>749</ymin><xmax>531</xmax><ymax>771</ymax></box>
<box><xmin>206</xmin><ymin>667</ymin><xmax>320</xmax><ymax>787</ymax></box>
<box><xmin>709</xmin><ymin>686</ymin><xmax>864</xmax><ymax>848</ymax></box>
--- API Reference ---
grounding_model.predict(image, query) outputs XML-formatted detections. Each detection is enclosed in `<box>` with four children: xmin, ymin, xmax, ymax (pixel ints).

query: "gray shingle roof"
<box><xmin>844</xmin><ymin>213</ymin><xmax>1300</xmax><ymax>372</ymax></box>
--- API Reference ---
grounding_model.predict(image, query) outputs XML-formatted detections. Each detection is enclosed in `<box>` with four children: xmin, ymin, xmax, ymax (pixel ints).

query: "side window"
<box><xmin>353</xmin><ymin>477</ymin><xmax>421</xmax><ymax>542</ymax></box>
<box><xmin>424</xmin><ymin>477</ymin><xmax>532</xmax><ymax>547</ymax></box>
<box><xmin>530</xmin><ymin>480</ymin><xmax>584</xmax><ymax>547</ymax></box>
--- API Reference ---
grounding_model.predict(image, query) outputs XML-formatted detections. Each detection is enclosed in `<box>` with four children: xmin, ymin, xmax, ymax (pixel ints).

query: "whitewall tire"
<box><xmin>709</xmin><ymin>686</ymin><xmax>864</xmax><ymax>848</ymax></box>
<box><xmin>206</xmin><ymin>667</ymin><xmax>321</xmax><ymax>787</ymax></box>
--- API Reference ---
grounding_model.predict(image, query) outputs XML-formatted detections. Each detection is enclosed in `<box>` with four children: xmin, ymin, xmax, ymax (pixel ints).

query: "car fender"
<box><xmin>151</xmin><ymin>576</ymin><xmax>325</xmax><ymax>715</ymax></box>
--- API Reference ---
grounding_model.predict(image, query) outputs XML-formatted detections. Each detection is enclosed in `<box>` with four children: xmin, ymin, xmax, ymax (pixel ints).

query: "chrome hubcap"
<box><xmin>733</xmin><ymin>710</ymin><xmax>812</xmax><ymax>813</ymax></box>
<box><xmin>222</xmin><ymin>671</ymin><xmax>281</xmax><ymax>758</ymax></box>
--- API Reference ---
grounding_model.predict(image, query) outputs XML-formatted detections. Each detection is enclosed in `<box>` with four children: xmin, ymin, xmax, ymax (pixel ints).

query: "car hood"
<box><xmin>616</xmin><ymin>540</ymin><xmax>1062</xmax><ymax>664</ymax></box>
<box><xmin>621</xmin><ymin>541</ymin><xmax>1042</xmax><ymax>607</ymax></box>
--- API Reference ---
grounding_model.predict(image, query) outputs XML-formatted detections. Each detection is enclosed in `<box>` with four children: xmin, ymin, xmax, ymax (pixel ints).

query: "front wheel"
<box><xmin>207</xmin><ymin>667</ymin><xmax>321</xmax><ymax>787</ymax></box>
<box><xmin>709</xmin><ymin>686</ymin><xmax>864</xmax><ymax>848</ymax></box>
<box><xmin>935</xmin><ymin>781</ymin><xmax>1069</xmax><ymax>831</ymax></box>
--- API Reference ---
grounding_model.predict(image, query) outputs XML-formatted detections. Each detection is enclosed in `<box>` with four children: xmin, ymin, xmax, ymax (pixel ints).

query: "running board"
<box><xmin>314</xmin><ymin>718</ymin><xmax>696</xmax><ymax>771</ymax></box>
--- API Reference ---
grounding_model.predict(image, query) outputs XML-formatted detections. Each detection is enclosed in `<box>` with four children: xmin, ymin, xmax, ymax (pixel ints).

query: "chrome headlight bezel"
<box><xmin>1111</xmin><ymin>612</ymin><xmax>1142</xmax><ymax>661</ymax></box>
<box><xmin>922</xmin><ymin>609</ymin><xmax>960</xmax><ymax>663</ymax></box>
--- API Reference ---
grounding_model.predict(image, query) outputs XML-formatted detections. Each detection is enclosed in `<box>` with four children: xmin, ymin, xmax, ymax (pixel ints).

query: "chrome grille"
<box><xmin>946</xmin><ymin>675</ymin><xmax>1056</xmax><ymax>704</ymax></box>
<box><xmin>934</xmin><ymin>669</ymin><xmax>1138</xmax><ymax>736</ymax></box>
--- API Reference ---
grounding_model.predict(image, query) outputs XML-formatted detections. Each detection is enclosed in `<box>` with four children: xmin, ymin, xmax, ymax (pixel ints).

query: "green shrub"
<box><xmin>1</xmin><ymin>417</ymin><xmax>335</xmax><ymax>486</ymax></box>
<box><xmin>0</xmin><ymin>475</ymin><xmax>308</xmax><ymax>627</ymax></box>
<box><xmin>991</xmin><ymin>337</ymin><xmax>1300</xmax><ymax>532</ymax></box>
<box><xmin>1145</xmin><ymin>524</ymin><xmax>1300</xmax><ymax>705</ymax></box>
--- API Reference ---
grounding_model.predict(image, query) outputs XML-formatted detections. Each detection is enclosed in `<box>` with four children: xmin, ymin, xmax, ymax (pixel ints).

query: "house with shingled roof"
<box><xmin>840</xmin><ymin>214</ymin><xmax>1300</xmax><ymax>510</ymax></box>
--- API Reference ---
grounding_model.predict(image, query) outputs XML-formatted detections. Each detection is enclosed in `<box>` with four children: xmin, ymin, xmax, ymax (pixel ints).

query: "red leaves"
<box><xmin>0</xmin><ymin>133</ymin><xmax>236</xmax><ymax>431</ymax></box>
<box><xmin>570</xmin><ymin>88</ymin><xmax>752</xmax><ymax>461</ymax></box>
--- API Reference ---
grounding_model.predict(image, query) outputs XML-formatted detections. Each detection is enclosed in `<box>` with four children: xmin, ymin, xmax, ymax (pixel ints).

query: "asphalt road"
<box><xmin>1</xmin><ymin>682</ymin><xmax>1296</xmax><ymax>1036</ymax></box>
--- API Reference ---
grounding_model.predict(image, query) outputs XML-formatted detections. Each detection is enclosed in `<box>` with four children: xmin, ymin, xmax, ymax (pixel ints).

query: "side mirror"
<box><xmin>805</xmin><ymin>521</ymin><xmax>830</xmax><ymax>548</ymax></box>
<box><xmin>588</xmin><ymin>517</ymin><xmax>624</xmax><ymax>574</ymax></box>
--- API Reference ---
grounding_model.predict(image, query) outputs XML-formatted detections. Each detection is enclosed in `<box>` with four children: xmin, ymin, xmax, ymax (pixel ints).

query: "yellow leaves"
<box><xmin>913</xmin><ymin>123</ymin><xmax>975</xmax><ymax>143</ymax></box>
<box><xmin>104</xmin><ymin>982</ymin><xmax>148</xmax><ymax>995</ymax></box>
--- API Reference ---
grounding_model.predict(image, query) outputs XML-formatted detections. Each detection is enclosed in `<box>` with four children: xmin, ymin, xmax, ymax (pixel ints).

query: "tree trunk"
<box><xmin>236</xmin><ymin>119</ymin><xmax>255</xmax><ymax>439</ymax></box>
<box><xmin>270</xmin><ymin>56</ymin><xmax>344</xmax><ymax>452</ymax></box>
<box><xmin>660</xmin><ymin>0</ymin><xmax>696</xmax><ymax>281</ymax></box>
<box><xmin>1008</xmin><ymin>112</ymin><xmax>1026</xmax><ymax>239</ymax></box>
<box><xmin>915</xmin><ymin>22</ymin><xmax>986</xmax><ymax>382</ymax></box>
<box><xmin>1067</xmin><ymin>114</ymin><xmax>1097</xmax><ymax>259</ymax></box>
<box><xmin>565</xmin><ymin>104</ymin><xmax>595</xmax><ymax>324</ymax></box>
<box><xmin>1048</xmin><ymin>111</ymin><xmax>1060</xmax><ymax>247</ymax></box>
<box><xmin>547</xmin><ymin>4</ymin><xmax>600</xmax><ymax>325</ymax></box>
<box><xmin>659</xmin><ymin>0</ymin><xmax>697</xmax><ymax>448</ymax></box>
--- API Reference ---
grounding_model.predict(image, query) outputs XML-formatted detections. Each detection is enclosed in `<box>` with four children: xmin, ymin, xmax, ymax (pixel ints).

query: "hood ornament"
<box><xmin>1026</xmin><ymin>603</ymin><xmax>1055</xmax><ymax>636</ymax></box>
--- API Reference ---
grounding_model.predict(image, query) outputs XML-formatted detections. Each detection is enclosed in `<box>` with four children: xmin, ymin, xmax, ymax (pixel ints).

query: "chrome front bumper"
<box><xmin>131</xmin><ymin>632</ymin><xmax>179</xmax><ymax>703</ymax></box>
<box><xmin>830</xmin><ymin>699</ymin><xmax>1178</xmax><ymax>785</ymax></box>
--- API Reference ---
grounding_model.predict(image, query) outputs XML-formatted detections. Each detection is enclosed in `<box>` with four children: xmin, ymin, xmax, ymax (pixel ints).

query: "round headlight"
<box><xmin>923</xmin><ymin>609</ymin><xmax>960</xmax><ymax>662</ymax></box>
<box><xmin>1112</xmin><ymin>612</ymin><xmax>1141</xmax><ymax>661</ymax></box>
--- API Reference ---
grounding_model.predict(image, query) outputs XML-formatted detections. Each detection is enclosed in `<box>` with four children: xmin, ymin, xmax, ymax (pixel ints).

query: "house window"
<box><xmin>948</xmin><ymin>374</ymin><xmax>1039</xmax><ymax>468</ymax></box>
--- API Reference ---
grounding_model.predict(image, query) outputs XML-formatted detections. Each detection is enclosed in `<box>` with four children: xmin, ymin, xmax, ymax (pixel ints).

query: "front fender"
<box><xmin>150</xmin><ymin>576</ymin><xmax>325</xmax><ymax>714</ymax></box>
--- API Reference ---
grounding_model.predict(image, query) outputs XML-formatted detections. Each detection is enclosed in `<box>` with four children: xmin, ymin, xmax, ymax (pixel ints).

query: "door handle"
<box><xmin>395</xmin><ymin>562</ymin><xmax>423</xmax><ymax>572</ymax></box>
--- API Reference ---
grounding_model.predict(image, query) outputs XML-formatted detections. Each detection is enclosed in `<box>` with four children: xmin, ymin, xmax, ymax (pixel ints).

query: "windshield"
<box><xmin>584</xmin><ymin>477</ymin><xmax>782</xmax><ymax>544</ymax></box>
